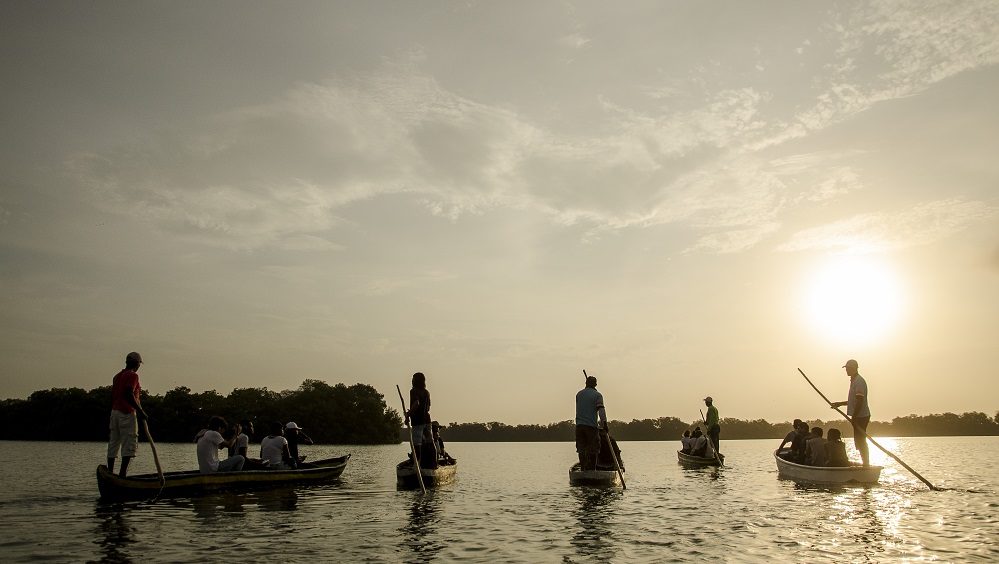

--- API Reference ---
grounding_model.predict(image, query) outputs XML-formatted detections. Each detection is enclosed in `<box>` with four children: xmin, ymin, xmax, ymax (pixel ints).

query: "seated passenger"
<box><xmin>431</xmin><ymin>421</ymin><xmax>455</xmax><ymax>464</ymax></box>
<box><xmin>284</xmin><ymin>421</ymin><xmax>313</xmax><ymax>464</ymax></box>
<box><xmin>825</xmin><ymin>428</ymin><xmax>850</xmax><ymax>467</ymax></box>
<box><xmin>804</xmin><ymin>426</ymin><xmax>827</xmax><ymax>467</ymax></box>
<box><xmin>234</xmin><ymin>419</ymin><xmax>253</xmax><ymax>457</ymax></box>
<box><xmin>596</xmin><ymin>429</ymin><xmax>624</xmax><ymax>471</ymax></box>
<box><xmin>195</xmin><ymin>416</ymin><xmax>245</xmax><ymax>473</ymax></box>
<box><xmin>260</xmin><ymin>421</ymin><xmax>296</xmax><ymax>470</ymax></box>
<box><xmin>690</xmin><ymin>428</ymin><xmax>709</xmax><ymax>457</ymax></box>
<box><xmin>789</xmin><ymin>421</ymin><xmax>810</xmax><ymax>463</ymax></box>
<box><xmin>680</xmin><ymin>430</ymin><xmax>692</xmax><ymax>454</ymax></box>
<box><xmin>777</xmin><ymin>419</ymin><xmax>803</xmax><ymax>456</ymax></box>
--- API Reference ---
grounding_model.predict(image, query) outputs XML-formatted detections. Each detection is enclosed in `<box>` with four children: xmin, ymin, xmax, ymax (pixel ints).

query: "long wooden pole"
<box><xmin>141</xmin><ymin>419</ymin><xmax>165</xmax><ymax>487</ymax></box>
<box><xmin>700</xmin><ymin>408</ymin><xmax>724</xmax><ymax>467</ymax></box>
<box><xmin>603</xmin><ymin>432</ymin><xmax>627</xmax><ymax>489</ymax></box>
<box><xmin>396</xmin><ymin>385</ymin><xmax>427</xmax><ymax>494</ymax></box>
<box><xmin>797</xmin><ymin>368</ymin><xmax>939</xmax><ymax>491</ymax></box>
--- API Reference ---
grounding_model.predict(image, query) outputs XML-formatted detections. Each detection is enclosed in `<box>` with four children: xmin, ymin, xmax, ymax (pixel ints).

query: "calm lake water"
<box><xmin>0</xmin><ymin>437</ymin><xmax>996</xmax><ymax>562</ymax></box>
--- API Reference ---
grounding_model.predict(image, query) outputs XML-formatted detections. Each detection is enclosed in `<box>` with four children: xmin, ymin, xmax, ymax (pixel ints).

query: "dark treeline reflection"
<box><xmin>1</xmin><ymin>385</ymin><xmax>996</xmax><ymax>443</ymax></box>
<box><xmin>438</xmin><ymin>412</ymin><xmax>999</xmax><ymax>442</ymax></box>
<box><xmin>0</xmin><ymin>380</ymin><xmax>402</xmax><ymax>444</ymax></box>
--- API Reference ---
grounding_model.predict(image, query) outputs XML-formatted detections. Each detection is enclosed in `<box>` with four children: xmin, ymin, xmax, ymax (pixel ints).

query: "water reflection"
<box><xmin>93</xmin><ymin>503</ymin><xmax>137</xmax><ymax>563</ymax></box>
<box><xmin>787</xmin><ymin>480</ymin><xmax>907</xmax><ymax>558</ymax></box>
<box><xmin>397</xmin><ymin>494</ymin><xmax>444</xmax><ymax>562</ymax></box>
<box><xmin>570</xmin><ymin>488</ymin><xmax>621</xmax><ymax>561</ymax></box>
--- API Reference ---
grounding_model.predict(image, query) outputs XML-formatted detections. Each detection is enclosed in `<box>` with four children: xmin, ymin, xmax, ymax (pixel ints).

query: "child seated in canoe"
<box><xmin>260</xmin><ymin>421</ymin><xmax>297</xmax><ymax>470</ymax></box>
<box><xmin>431</xmin><ymin>421</ymin><xmax>455</xmax><ymax>465</ymax></box>
<box><xmin>680</xmin><ymin>430</ymin><xmax>693</xmax><ymax>454</ymax></box>
<box><xmin>596</xmin><ymin>429</ymin><xmax>624</xmax><ymax>471</ymax></box>
<box><xmin>804</xmin><ymin>426</ymin><xmax>827</xmax><ymax>466</ymax></box>
<box><xmin>825</xmin><ymin>428</ymin><xmax>850</xmax><ymax>467</ymax></box>
<box><xmin>690</xmin><ymin>427</ymin><xmax>709</xmax><ymax>457</ymax></box>
<box><xmin>782</xmin><ymin>421</ymin><xmax>809</xmax><ymax>463</ymax></box>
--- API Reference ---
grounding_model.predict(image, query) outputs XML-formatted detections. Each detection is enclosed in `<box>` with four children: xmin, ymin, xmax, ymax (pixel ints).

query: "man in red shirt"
<box><xmin>107</xmin><ymin>351</ymin><xmax>149</xmax><ymax>477</ymax></box>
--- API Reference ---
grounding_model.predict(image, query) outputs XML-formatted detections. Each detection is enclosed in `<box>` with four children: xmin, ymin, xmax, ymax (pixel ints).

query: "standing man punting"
<box><xmin>830</xmin><ymin>359</ymin><xmax>871</xmax><ymax>466</ymax></box>
<box><xmin>575</xmin><ymin>375</ymin><xmax>607</xmax><ymax>471</ymax></box>
<box><xmin>107</xmin><ymin>351</ymin><xmax>149</xmax><ymax>477</ymax></box>
<box><xmin>704</xmin><ymin>396</ymin><xmax>721</xmax><ymax>455</ymax></box>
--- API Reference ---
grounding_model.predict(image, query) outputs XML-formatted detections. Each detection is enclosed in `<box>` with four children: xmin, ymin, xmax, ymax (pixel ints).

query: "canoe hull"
<box><xmin>677</xmin><ymin>450</ymin><xmax>724</xmax><ymax>467</ymax></box>
<box><xmin>774</xmin><ymin>451</ymin><xmax>881</xmax><ymax>485</ymax></box>
<box><xmin>96</xmin><ymin>455</ymin><xmax>350</xmax><ymax>501</ymax></box>
<box><xmin>568</xmin><ymin>464</ymin><xmax>622</xmax><ymax>487</ymax></box>
<box><xmin>396</xmin><ymin>461</ymin><xmax>457</xmax><ymax>489</ymax></box>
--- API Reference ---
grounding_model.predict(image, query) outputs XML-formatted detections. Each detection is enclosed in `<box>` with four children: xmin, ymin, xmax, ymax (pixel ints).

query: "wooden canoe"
<box><xmin>774</xmin><ymin>451</ymin><xmax>881</xmax><ymax>485</ymax></box>
<box><xmin>677</xmin><ymin>450</ymin><xmax>725</xmax><ymax>467</ymax></box>
<box><xmin>568</xmin><ymin>463</ymin><xmax>623</xmax><ymax>487</ymax></box>
<box><xmin>396</xmin><ymin>459</ymin><xmax>458</xmax><ymax>489</ymax></box>
<box><xmin>96</xmin><ymin>455</ymin><xmax>350</xmax><ymax>500</ymax></box>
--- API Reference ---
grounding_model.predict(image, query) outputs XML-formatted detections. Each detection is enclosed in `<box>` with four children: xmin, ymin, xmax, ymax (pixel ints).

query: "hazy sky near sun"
<box><xmin>2</xmin><ymin>1</ymin><xmax>997</xmax><ymax>425</ymax></box>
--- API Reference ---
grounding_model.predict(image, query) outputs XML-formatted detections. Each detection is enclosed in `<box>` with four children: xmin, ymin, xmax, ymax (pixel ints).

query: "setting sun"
<box><xmin>801</xmin><ymin>255</ymin><xmax>906</xmax><ymax>345</ymax></box>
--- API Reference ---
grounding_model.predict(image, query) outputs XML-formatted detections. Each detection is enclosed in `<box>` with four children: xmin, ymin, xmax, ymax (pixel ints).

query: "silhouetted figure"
<box><xmin>107</xmin><ymin>352</ymin><xmax>149</xmax><ymax>478</ymax></box>
<box><xmin>575</xmin><ymin>375</ymin><xmax>607</xmax><ymax>471</ymax></box>
<box><xmin>406</xmin><ymin>372</ymin><xmax>437</xmax><ymax>468</ymax></box>
<box><xmin>285</xmin><ymin>421</ymin><xmax>313</xmax><ymax>463</ymax></box>
<box><xmin>831</xmin><ymin>359</ymin><xmax>871</xmax><ymax>466</ymax></box>
<box><xmin>825</xmin><ymin>428</ymin><xmax>850</xmax><ymax>467</ymax></box>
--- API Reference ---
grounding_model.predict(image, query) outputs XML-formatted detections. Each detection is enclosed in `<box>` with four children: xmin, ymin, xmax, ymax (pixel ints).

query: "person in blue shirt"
<box><xmin>575</xmin><ymin>375</ymin><xmax>607</xmax><ymax>471</ymax></box>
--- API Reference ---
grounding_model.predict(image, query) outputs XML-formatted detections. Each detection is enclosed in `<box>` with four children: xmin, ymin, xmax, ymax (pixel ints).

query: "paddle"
<box><xmin>797</xmin><ymin>368</ymin><xmax>939</xmax><ymax>491</ymax></box>
<box><xmin>582</xmin><ymin>369</ymin><xmax>626</xmax><ymax>489</ymax></box>
<box><xmin>396</xmin><ymin>385</ymin><xmax>427</xmax><ymax>494</ymax></box>
<box><xmin>141</xmin><ymin>417</ymin><xmax>165</xmax><ymax>487</ymax></box>
<box><xmin>699</xmin><ymin>408</ymin><xmax>724</xmax><ymax>467</ymax></box>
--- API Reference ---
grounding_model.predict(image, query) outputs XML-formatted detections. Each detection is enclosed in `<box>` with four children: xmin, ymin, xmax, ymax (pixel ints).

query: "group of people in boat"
<box><xmin>105</xmin><ymin>350</ymin><xmax>871</xmax><ymax>478</ymax></box>
<box><xmin>193</xmin><ymin>417</ymin><xmax>315</xmax><ymax>474</ymax></box>
<box><xmin>776</xmin><ymin>419</ymin><xmax>851</xmax><ymax>467</ymax></box>
<box><xmin>676</xmin><ymin>396</ymin><xmax>722</xmax><ymax>459</ymax></box>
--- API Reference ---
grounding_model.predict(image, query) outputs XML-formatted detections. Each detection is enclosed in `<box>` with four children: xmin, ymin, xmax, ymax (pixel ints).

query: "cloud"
<box><xmin>757</xmin><ymin>1</ymin><xmax>999</xmax><ymax>149</ymax></box>
<box><xmin>778</xmin><ymin>199</ymin><xmax>998</xmax><ymax>253</ymax></box>
<box><xmin>62</xmin><ymin>1</ymin><xmax>999</xmax><ymax>257</ymax></box>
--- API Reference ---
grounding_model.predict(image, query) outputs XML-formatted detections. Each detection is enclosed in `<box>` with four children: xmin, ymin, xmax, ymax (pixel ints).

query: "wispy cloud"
<box><xmin>63</xmin><ymin>1</ymin><xmax>999</xmax><ymax>256</ymax></box>
<box><xmin>778</xmin><ymin>199</ymin><xmax>998</xmax><ymax>253</ymax></box>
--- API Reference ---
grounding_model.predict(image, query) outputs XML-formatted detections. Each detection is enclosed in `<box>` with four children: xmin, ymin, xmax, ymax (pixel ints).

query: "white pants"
<box><xmin>108</xmin><ymin>410</ymin><xmax>138</xmax><ymax>458</ymax></box>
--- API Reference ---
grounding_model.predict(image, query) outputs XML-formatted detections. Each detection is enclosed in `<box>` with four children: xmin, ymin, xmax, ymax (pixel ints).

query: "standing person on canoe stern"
<box><xmin>406</xmin><ymin>372</ymin><xmax>437</xmax><ymax>468</ymax></box>
<box><xmin>575</xmin><ymin>375</ymin><xmax>607</xmax><ymax>471</ymax></box>
<box><xmin>107</xmin><ymin>351</ymin><xmax>149</xmax><ymax>478</ymax></box>
<box><xmin>830</xmin><ymin>359</ymin><xmax>871</xmax><ymax>466</ymax></box>
<box><xmin>704</xmin><ymin>396</ymin><xmax>721</xmax><ymax>455</ymax></box>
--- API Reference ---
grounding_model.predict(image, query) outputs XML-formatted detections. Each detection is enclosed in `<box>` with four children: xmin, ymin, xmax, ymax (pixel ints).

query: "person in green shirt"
<box><xmin>703</xmin><ymin>396</ymin><xmax>721</xmax><ymax>455</ymax></box>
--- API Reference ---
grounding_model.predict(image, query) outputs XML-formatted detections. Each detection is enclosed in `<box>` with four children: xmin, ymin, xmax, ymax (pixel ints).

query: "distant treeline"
<box><xmin>433</xmin><ymin>412</ymin><xmax>999</xmax><ymax>442</ymax></box>
<box><xmin>0</xmin><ymin>380</ymin><xmax>402</xmax><ymax>444</ymax></box>
<box><xmin>1</xmin><ymin>384</ymin><xmax>996</xmax><ymax>444</ymax></box>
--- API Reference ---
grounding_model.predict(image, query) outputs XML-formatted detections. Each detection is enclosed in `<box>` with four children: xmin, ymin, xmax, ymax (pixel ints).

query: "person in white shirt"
<box><xmin>680</xmin><ymin>430</ymin><xmax>693</xmax><ymax>454</ymax></box>
<box><xmin>195</xmin><ymin>416</ymin><xmax>244</xmax><ymax>473</ymax></box>
<box><xmin>232</xmin><ymin>419</ymin><xmax>253</xmax><ymax>457</ymax></box>
<box><xmin>259</xmin><ymin>421</ymin><xmax>296</xmax><ymax>470</ymax></box>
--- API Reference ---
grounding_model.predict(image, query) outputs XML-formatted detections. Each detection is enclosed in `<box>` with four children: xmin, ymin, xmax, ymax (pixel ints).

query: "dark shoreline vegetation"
<box><xmin>1</xmin><ymin>383</ymin><xmax>997</xmax><ymax>443</ymax></box>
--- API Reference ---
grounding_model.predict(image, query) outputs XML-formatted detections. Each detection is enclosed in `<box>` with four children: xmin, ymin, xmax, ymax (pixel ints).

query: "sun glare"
<box><xmin>802</xmin><ymin>255</ymin><xmax>905</xmax><ymax>345</ymax></box>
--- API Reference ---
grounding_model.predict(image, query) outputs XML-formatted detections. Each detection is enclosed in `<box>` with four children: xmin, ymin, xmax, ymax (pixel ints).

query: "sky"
<box><xmin>1</xmin><ymin>1</ymin><xmax>997</xmax><ymax>426</ymax></box>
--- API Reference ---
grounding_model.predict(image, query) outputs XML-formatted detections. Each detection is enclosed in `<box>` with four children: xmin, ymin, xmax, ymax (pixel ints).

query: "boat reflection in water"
<box><xmin>400</xmin><ymin>493</ymin><xmax>444</xmax><ymax>562</ymax></box>
<box><xmin>570</xmin><ymin>487</ymin><xmax>621</xmax><ymax>560</ymax></box>
<box><xmin>94</xmin><ymin>503</ymin><xmax>138</xmax><ymax>564</ymax></box>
